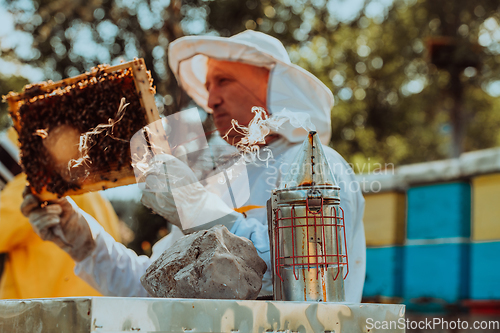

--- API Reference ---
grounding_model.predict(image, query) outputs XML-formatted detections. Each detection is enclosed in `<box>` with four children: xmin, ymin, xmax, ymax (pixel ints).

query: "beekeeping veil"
<box><xmin>168</xmin><ymin>30</ymin><xmax>334</xmax><ymax>144</ymax></box>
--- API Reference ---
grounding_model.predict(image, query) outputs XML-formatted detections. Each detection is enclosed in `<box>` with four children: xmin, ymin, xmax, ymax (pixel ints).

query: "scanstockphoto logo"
<box><xmin>366</xmin><ymin>318</ymin><xmax>500</xmax><ymax>331</ymax></box>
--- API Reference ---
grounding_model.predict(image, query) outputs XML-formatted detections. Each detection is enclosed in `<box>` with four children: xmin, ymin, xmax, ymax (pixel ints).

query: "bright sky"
<box><xmin>0</xmin><ymin>0</ymin><xmax>44</xmax><ymax>81</ymax></box>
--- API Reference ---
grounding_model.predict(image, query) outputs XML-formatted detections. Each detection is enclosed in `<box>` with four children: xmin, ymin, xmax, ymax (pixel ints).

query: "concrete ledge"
<box><xmin>0</xmin><ymin>297</ymin><xmax>406</xmax><ymax>333</ymax></box>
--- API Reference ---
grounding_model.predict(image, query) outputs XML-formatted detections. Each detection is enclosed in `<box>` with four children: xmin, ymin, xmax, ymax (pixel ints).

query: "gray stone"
<box><xmin>140</xmin><ymin>225</ymin><xmax>267</xmax><ymax>300</ymax></box>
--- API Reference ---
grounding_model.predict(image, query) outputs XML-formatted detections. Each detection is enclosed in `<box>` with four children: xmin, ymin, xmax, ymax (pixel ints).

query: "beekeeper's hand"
<box><xmin>141</xmin><ymin>152</ymin><xmax>239</xmax><ymax>232</ymax></box>
<box><xmin>21</xmin><ymin>194</ymin><xmax>96</xmax><ymax>262</ymax></box>
<box><xmin>141</xmin><ymin>171</ymin><xmax>182</xmax><ymax>230</ymax></box>
<box><xmin>140</xmin><ymin>146</ymin><xmax>190</xmax><ymax>230</ymax></box>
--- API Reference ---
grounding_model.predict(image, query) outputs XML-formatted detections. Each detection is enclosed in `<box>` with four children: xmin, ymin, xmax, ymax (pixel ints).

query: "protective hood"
<box><xmin>168</xmin><ymin>30</ymin><xmax>334</xmax><ymax>143</ymax></box>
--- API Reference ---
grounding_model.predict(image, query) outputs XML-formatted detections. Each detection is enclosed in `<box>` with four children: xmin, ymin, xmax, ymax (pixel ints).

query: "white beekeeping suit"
<box><xmin>73</xmin><ymin>30</ymin><xmax>366</xmax><ymax>302</ymax></box>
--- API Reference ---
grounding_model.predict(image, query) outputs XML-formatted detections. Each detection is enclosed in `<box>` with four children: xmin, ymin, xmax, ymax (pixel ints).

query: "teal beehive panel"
<box><xmin>470</xmin><ymin>241</ymin><xmax>500</xmax><ymax>300</ymax></box>
<box><xmin>407</xmin><ymin>182</ymin><xmax>471</xmax><ymax>239</ymax></box>
<box><xmin>363</xmin><ymin>246</ymin><xmax>403</xmax><ymax>298</ymax></box>
<box><xmin>403</xmin><ymin>243</ymin><xmax>469</xmax><ymax>305</ymax></box>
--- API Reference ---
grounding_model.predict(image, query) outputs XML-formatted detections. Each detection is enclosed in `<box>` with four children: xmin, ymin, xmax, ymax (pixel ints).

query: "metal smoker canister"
<box><xmin>267</xmin><ymin>131</ymin><xmax>349</xmax><ymax>302</ymax></box>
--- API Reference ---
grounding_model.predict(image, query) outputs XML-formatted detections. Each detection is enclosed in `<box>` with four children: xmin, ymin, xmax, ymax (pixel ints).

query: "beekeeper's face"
<box><xmin>206</xmin><ymin>59</ymin><xmax>270</xmax><ymax>144</ymax></box>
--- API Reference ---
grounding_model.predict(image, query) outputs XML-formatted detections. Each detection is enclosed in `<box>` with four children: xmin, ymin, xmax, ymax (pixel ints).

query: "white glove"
<box><xmin>21</xmin><ymin>194</ymin><xmax>96</xmax><ymax>262</ymax></box>
<box><xmin>141</xmin><ymin>153</ymin><xmax>240</xmax><ymax>233</ymax></box>
<box><xmin>141</xmin><ymin>171</ymin><xmax>182</xmax><ymax>229</ymax></box>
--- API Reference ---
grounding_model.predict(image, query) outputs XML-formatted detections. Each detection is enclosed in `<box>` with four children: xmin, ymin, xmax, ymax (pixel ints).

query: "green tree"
<box><xmin>0</xmin><ymin>75</ymin><xmax>29</xmax><ymax>130</ymax></box>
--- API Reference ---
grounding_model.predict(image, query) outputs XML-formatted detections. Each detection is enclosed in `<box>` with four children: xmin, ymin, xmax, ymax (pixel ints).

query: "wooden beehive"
<box><xmin>4</xmin><ymin>58</ymin><xmax>168</xmax><ymax>201</ymax></box>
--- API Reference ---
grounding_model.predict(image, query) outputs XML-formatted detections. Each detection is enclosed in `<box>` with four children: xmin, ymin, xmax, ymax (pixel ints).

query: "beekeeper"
<box><xmin>21</xmin><ymin>30</ymin><xmax>366</xmax><ymax>302</ymax></box>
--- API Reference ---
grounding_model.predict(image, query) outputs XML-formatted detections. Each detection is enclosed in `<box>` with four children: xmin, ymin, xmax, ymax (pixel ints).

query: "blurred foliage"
<box><xmin>110</xmin><ymin>199</ymin><xmax>171</xmax><ymax>256</ymax></box>
<box><xmin>2</xmin><ymin>0</ymin><xmax>186</xmax><ymax>115</ymax></box>
<box><xmin>1</xmin><ymin>0</ymin><xmax>500</xmax><ymax>168</ymax></box>
<box><xmin>0</xmin><ymin>75</ymin><xmax>29</xmax><ymax>130</ymax></box>
<box><xmin>199</xmin><ymin>0</ymin><xmax>500</xmax><ymax>167</ymax></box>
<box><xmin>127</xmin><ymin>204</ymin><xmax>170</xmax><ymax>256</ymax></box>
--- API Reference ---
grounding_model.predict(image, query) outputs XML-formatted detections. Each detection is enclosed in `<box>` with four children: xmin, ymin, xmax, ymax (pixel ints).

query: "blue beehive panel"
<box><xmin>407</xmin><ymin>182</ymin><xmax>471</xmax><ymax>239</ymax></box>
<box><xmin>470</xmin><ymin>241</ymin><xmax>500</xmax><ymax>300</ymax></box>
<box><xmin>363</xmin><ymin>247</ymin><xmax>403</xmax><ymax>298</ymax></box>
<box><xmin>403</xmin><ymin>243</ymin><xmax>469</xmax><ymax>304</ymax></box>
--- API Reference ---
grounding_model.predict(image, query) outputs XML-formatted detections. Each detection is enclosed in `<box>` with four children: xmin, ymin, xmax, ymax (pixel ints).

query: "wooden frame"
<box><xmin>5</xmin><ymin>58</ymin><xmax>168</xmax><ymax>201</ymax></box>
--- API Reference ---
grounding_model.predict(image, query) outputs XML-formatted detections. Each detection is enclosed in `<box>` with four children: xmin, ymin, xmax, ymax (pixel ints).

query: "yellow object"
<box><xmin>363</xmin><ymin>192</ymin><xmax>406</xmax><ymax>246</ymax></box>
<box><xmin>234</xmin><ymin>205</ymin><xmax>265</xmax><ymax>214</ymax></box>
<box><xmin>472</xmin><ymin>173</ymin><xmax>500</xmax><ymax>241</ymax></box>
<box><xmin>0</xmin><ymin>173</ymin><xmax>121</xmax><ymax>299</ymax></box>
<box><xmin>6</xmin><ymin>127</ymin><xmax>19</xmax><ymax>148</ymax></box>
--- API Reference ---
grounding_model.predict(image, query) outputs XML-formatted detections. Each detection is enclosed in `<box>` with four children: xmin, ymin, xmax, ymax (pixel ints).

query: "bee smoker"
<box><xmin>267</xmin><ymin>131</ymin><xmax>348</xmax><ymax>302</ymax></box>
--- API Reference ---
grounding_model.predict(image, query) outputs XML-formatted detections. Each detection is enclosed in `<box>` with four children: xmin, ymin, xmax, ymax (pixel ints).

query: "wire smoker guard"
<box><xmin>267</xmin><ymin>131</ymin><xmax>348</xmax><ymax>302</ymax></box>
